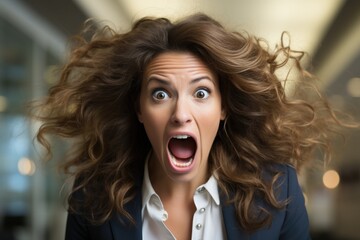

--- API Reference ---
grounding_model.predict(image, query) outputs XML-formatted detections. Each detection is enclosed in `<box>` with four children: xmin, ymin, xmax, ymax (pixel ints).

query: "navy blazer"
<box><xmin>65</xmin><ymin>165</ymin><xmax>310</xmax><ymax>239</ymax></box>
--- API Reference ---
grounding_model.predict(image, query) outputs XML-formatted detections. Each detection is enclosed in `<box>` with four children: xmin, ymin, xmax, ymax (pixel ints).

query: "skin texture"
<box><xmin>138</xmin><ymin>51</ymin><xmax>226</xmax><ymax>194</ymax></box>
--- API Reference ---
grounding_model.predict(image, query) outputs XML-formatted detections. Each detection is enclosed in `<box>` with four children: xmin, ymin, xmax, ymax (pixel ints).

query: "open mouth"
<box><xmin>168</xmin><ymin>135</ymin><xmax>197</xmax><ymax>168</ymax></box>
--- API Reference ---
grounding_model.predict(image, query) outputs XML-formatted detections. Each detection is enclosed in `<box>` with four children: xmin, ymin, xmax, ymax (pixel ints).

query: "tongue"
<box><xmin>168</xmin><ymin>138</ymin><xmax>196</xmax><ymax>160</ymax></box>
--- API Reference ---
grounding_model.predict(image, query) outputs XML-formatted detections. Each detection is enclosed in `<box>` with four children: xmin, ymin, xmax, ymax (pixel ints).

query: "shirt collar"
<box><xmin>141</xmin><ymin>153</ymin><xmax>156</xmax><ymax>213</ymax></box>
<box><xmin>201</xmin><ymin>174</ymin><xmax>221</xmax><ymax>205</ymax></box>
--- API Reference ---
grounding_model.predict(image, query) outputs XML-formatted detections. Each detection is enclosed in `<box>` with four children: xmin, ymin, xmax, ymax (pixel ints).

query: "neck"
<box><xmin>148</xmin><ymin>154</ymin><xmax>210</xmax><ymax>203</ymax></box>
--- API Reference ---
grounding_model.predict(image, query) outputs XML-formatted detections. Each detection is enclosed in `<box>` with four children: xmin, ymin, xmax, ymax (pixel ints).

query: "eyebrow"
<box><xmin>190</xmin><ymin>76</ymin><xmax>215</xmax><ymax>85</ymax></box>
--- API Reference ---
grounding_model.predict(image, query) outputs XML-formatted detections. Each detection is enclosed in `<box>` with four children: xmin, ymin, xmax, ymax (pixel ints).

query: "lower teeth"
<box><xmin>170</xmin><ymin>155</ymin><xmax>193</xmax><ymax>167</ymax></box>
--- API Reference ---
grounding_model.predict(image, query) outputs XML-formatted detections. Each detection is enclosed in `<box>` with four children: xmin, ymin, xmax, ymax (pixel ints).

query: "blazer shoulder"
<box><xmin>65</xmin><ymin>187</ymin><xmax>115</xmax><ymax>240</ymax></box>
<box><xmin>271</xmin><ymin>164</ymin><xmax>311</xmax><ymax>240</ymax></box>
<box><xmin>275</xmin><ymin>164</ymin><xmax>306</xmax><ymax>203</ymax></box>
<box><xmin>65</xmin><ymin>185</ymin><xmax>143</xmax><ymax>240</ymax></box>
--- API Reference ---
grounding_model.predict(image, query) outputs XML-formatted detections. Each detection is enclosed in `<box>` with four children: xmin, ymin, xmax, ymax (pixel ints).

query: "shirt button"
<box><xmin>197</xmin><ymin>187</ymin><xmax>205</xmax><ymax>193</ymax></box>
<box><xmin>162</xmin><ymin>211</ymin><xmax>168</xmax><ymax>221</ymax></box>
<box><xmin>196</xmin><ymin>223</ymin><xmax>202</xmax><ymax>230</ymax></box>
<box><xmin>199</xmin><ymin>208</ymin><xmax>205</xmax><ymax>213</ymax></box>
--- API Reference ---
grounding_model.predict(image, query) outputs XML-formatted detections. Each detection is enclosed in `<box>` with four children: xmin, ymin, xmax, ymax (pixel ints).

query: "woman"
<box><xmin>33</xmin><ymin>13</ymin><xmax>347</xmax><ymax>239</ymax></box>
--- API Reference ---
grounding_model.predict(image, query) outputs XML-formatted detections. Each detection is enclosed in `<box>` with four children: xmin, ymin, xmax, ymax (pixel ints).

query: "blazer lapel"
<box><xmin>221</xmin><ymin>193</ymin><xmax>249</xmax><ymax>240</ymax></box>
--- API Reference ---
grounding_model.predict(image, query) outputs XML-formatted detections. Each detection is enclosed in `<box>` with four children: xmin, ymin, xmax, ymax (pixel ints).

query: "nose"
<box><xmin>171</xmin><ymin>98</ymin><xmax>192</xmax><ymax>125</ymax></box>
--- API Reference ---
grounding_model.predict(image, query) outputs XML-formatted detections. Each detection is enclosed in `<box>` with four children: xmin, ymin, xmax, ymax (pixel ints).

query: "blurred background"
<box><xmin>0</xmin><ymin>0</ymin><xmax>359</xmax><ymax>239</ymax></box>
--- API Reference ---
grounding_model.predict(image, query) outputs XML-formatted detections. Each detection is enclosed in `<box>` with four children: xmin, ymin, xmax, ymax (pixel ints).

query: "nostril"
<box><xmin>171</xmin><ymin>111</ymin><xmax>192</xmax><ymax>124</ymax></box>
<box><xmin>171</xmin><ymin>114</ymin><xmax>192</xmax><ymax>124</ymax></box>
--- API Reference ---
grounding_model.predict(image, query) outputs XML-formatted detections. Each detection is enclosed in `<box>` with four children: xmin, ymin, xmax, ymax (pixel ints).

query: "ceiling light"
<box><xmin>347</xmin><ymin>77</ymin><xmax>360</xmax><ymax>97</ymax></box>
<box><xmin>0</xmin><ymin>96</ymin><xmax>8</xmax><ymax>112</ymax></box>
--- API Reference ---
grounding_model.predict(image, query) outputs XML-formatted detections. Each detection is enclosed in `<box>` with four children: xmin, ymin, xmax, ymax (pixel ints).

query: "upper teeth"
<box><xmin>173</xmin><ymin>135</ymin><xmax>189</xmax><ymax>139</ymax></box>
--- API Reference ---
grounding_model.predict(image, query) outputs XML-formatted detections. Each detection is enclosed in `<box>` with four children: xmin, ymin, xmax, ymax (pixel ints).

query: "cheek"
<box><xmin>139</xmin><ymin>97</ymin><xmax>160</xmax><ymax>134</ymax></box>
<box><xmin>203</xmin><ymin>118</ymin><xmax>221</xmax><ymax>137</ymax></box>
<box><xmin>141</xmin><ymin>109</ymin><xmax>167</xmax><ymax>147</ymax></box>
<box><xmin>198</xmin><ymin>109</ymin><xmax>222</xmax><ymax>143</ymax></box>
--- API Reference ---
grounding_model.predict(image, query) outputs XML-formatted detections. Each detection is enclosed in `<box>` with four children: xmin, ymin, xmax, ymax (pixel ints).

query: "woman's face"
<box><xmin>138</xmin><ymin>52</ymin><xmax>225</xmax><ymax>185</ymax></box>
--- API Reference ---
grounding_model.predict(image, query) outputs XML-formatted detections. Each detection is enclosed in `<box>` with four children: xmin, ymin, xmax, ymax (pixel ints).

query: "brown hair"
<box><xmin>32</xmin><ymin>13</ymin><xmax>353</xmax><ymax>231</ymax></box>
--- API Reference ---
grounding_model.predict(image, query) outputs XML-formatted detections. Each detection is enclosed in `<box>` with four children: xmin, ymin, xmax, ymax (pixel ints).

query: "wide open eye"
<box><xmin>194</xmin><ymin>88</ymin><xmax>210</xmax><ymax>99</ymax></box>
<box><xmin>152</xmin><ymin>89</ymin><xmax>169</xmax><ymax>100</ymax></box>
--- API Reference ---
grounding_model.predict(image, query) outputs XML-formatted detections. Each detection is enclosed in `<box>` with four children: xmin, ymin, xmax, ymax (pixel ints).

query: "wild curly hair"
<box><xmin>32</xmin><ymin>13</ymin><xmax>351</xmax><ymax>231</ymax></box>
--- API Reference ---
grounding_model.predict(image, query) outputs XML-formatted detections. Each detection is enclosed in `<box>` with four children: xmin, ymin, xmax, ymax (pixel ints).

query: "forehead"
<box><xmin>144</xmin><ymin>52</ymin><xmax>215</xmax><ymax>77</ymax></box>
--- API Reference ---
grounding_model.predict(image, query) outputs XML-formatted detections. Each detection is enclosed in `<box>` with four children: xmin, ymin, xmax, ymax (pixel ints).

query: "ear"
<box><xmin>220</xmin><ymin>108</ymin><xmax>226</xmax><ymax>120</ymax></box>
<box><xmin>137</xmin><ymin>110</ymin><xmax>143</xmax><ymax>123</ymax></box>
<box><xmin>135</xmin><ymin>100</ymin><xmax>143</xmax><ymax>123</ymax></box>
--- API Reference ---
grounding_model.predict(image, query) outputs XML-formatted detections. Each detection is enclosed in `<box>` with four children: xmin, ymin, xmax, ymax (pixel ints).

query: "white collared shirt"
<box><xmin>141</xmin><ymin>159</ymin><xmax>226</xmax><ymax>240</ymax></box>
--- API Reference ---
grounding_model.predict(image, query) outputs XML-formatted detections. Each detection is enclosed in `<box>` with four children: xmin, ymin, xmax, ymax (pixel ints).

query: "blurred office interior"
<box><xmin>0</xmin><ymin>0</ymin><xmax>359</xmax><ymax>239</ymax></box>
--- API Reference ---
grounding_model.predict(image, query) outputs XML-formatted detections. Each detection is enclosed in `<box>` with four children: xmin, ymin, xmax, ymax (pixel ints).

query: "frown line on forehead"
<box><xmin>145</xmin><ymin>52</ymin><xmax>211</xmax><ymax>70</ymax></box>
<box><xmin>145</xmin><ymin>76</ymin><xmax>216</xmax><ymax>87</ymax></box>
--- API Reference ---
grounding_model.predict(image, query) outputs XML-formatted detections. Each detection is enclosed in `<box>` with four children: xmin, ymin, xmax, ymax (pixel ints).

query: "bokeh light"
<box><xmin>323</xmin><ymin>170</ymin><xmax>340</xmax><ymax>189</ymax></box>
<box><xmin>18</xmin><ymin>157</ymin><xmax>36</xmax><ymax>176</ymax></box>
